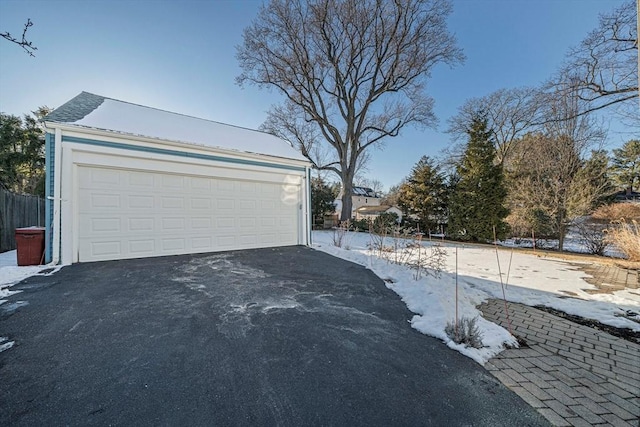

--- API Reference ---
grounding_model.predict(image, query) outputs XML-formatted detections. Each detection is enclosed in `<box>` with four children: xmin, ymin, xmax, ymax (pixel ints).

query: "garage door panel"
<box><xmin>128</xmin><ymin>171</ymin><xmax>155</xmax><ymax>187</ymax></box>
<box><xmin>217</xmin><ymin>217</ymin><xmax>234</xmax><ymax>229</ymax></box>
<box><xmin>191</xmin><ymin>217</ymin><xmax>212</xmax><ymax>229</ymax></box>
<box><xmin>190</xmin><ymin>177</ymin><xmax>211</xmax><ymax>191</ymax></box>
<box><xmin>161</xmin><ymin>217</ymin><xmax>185</xmax><ymax>231</ymax></box>
<box><xmin>126</xmin><ymin>195</ymin><xmax>154</xmax><ymax>209</ymax></box>
<box><xmin>84</xmin><ymin>168</ymin><xmax>121</xmax><ymax>188</ymax></box>
<box><xmin>90</xmin><ymin>218</ymin><xmax>121</xmax><ymax>233</ymax></box>
<box><xmin>77</xmin><ymin>166</ymin><xmax>300</xmax><ymax>262</ymax></box>
<box><xmin>192</xmin><ymin>236</ymin><xmax>212</xmax><ymax>249</ymax></box>
<box><xmin>161</xmin><ymin>197</ymin><xmax>184</xmax><ymax>209</ymax></box>
<box><xmin>161</xmin><ymin>174</ymin><xmax>186</xmax><ymax>189</ymax></box>
<box><xmin>217</xmin><ymin>180</ymin><xmax>234</xmax><ymax>193</ymax></box>
<box><xmin>218</xmin><ymin>236</ymin><xmax>236</xmax><ymax>247</ymax></box>
<box><xmin>81</xmin><ymin>193</ymin><xmax>121</xmax><ymax>210</ymax></box>
<box><xmin>128</xmin><ymin>217</ymin><xmax>154</xmax><ymax>232</ymax></box>
<box><xmin>90</xmin><ymin>241</ymin><xmax>121</xmax><ymax>258</ymax></box>
<box><xmin>217</xmin><ymin>198</ymin><xmax>234</xmax><ymax>210</ymax></box>
<box><xmin>162</xmin><ymin>238</ymin><xmax>185</xmax><ymax>251</ymax></box>
<box><xmin>191</xmin><ymin>198</ymin><xmax>212</xmax><ymax>209</ymax></box>
<box><xmin>129</xmin><ymin>239</ymin><xmax>155</xmax><ymax>255</ymax></box>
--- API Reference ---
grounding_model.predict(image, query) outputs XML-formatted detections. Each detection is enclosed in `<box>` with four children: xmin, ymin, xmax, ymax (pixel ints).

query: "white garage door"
<box><xmin>77</xmin><ymin>166</ymin><xmax>300</xmax><ymax>262</ymax></box>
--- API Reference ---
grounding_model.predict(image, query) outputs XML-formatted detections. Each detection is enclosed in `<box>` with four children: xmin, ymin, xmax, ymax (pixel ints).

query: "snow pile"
<box><xmin>312</xmin><ymin>231</ymin><xmax>640</xmax><ymax>364</ymax></box>
<box><xmin>0</xmin><ymin>250</ymin><xmax>62</xmax><ymax>304</ymax></box>
<box><xmin>0</xmin><ymin>251</ymin><xmax>42</xmax><ymax>303</ymax></box>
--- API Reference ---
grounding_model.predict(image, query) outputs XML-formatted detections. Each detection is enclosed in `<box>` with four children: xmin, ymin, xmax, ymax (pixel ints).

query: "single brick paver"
<box><xmin>479</xmin><ymin>299</ymin><xmax>640</xmax><ymax>427</ymax></box>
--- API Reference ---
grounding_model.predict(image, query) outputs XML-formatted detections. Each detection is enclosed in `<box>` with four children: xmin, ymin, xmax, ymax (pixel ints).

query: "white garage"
<box><xmin>44</xmin><ymin>92</ymin><xmax>311</xmax><ymax>264</ymax></box>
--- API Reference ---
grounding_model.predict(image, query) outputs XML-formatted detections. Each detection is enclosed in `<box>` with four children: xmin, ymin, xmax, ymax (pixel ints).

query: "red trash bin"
<box><xmin>15</xmin><ymin>227</ymin><xmax>46</xmax><ymax>266</ymax></box>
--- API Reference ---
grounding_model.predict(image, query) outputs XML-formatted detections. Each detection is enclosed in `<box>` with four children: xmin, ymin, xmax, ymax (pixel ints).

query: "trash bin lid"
<box><xmin>16</xmin><ymin>227</ymin><xmax>46</xmax><ymax>234</ymax></box>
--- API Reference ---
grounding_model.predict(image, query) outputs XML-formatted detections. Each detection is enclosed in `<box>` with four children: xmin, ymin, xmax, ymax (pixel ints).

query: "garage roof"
<box><xmin>45</xmin><ymin>92</ymin><xmax>308</xmax><ymax>162</ymax></box>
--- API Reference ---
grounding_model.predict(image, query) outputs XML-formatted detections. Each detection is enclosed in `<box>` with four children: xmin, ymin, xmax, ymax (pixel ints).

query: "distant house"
<box><xmin>350</xmin><ymin>186</ymin><xmax>381</xmax><ymax>211</ymax></box>
<box><xmin>327</xmin><ymin>187</ymin><xmax>402</xmax><ymax>226</ymax></box>
<box><xmin>332</xmin><ymin>186</ymin><xmax>380</xmax><ymax>220</ymax></box>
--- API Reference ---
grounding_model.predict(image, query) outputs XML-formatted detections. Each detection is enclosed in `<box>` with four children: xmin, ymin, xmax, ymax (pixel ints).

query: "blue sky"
<box><xmin>0</xmin><ymin>0</ymin><xmax>633</xmax><ymax>190</ymax></box>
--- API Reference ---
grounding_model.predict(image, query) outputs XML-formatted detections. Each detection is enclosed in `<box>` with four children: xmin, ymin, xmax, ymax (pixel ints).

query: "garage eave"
<box><xmin>44</xmin><ymin>122</ymin><xmax>311</xmax><ymax>169</ymax></box>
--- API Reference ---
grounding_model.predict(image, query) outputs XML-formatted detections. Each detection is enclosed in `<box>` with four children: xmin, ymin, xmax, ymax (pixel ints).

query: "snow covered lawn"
<box><xmin>312</xmin><ymin>230</ymin><xmax>640</xmax><ymax>364</ymax></box>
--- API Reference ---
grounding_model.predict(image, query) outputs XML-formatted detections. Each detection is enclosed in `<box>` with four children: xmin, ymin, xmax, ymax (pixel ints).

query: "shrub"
<box><xmin>575</xmin><ymin>221</ymin><xmax>609</xmax><ymax>256</ymax></box>
<box><xmin>593</xmin><ymin>203</ymin><xmax>640</xmax><ymax>221</ymax></box>
<box><xmin>332</xmin><ymin>220</ymin><xmax>352</xmax><ymax>248</ymax></box>
<box><xmin>445</xmin><ymin>317</ymin><xmax>483</xmax><ymax>349</ymax></box>
<box><xmin>367</xmin><ymin>227</ymin><xmax>446</xmax><ymax>279</ymax></box>
<box><xmin>605</xmin><ymin>220</ymin><xmax>640</xmax><ymax>261</ymax></box>
<box><xmin>351</xmin><ymin>218</ymin><xmax>370</xmax><ymax>231</ymax></box>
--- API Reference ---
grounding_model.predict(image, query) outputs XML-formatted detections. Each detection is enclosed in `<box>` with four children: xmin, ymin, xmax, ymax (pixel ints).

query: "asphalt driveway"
<box><xmin>0</xmin><ymin>246</ymin><xmax>548</xmax><ymax>426</ymax></box>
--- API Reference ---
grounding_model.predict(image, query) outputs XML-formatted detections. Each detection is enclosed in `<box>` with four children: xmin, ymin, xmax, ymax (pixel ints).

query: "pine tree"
<box><xmin>397</xmin><ymin>156</ymin><xmax>447</xmax><ymax>232</ymax></box>
<box><xmin>610</xmin><ymin>140</ymin><xmax>640</xmax><ymax>194</ymax></box>
<box><xmin>310</xmin><ymin>177</ymin><xmax>337</xmax><ymax>227</ymax></box>
<box><xmin>448</xmin><ymin>115</ymin><xmax>509</xmax><ymax>241</ymax></box>
<box><xmin>0</xmin><ymin>107</ymin><xmax>49</xmax><ymax>195</ymax></box>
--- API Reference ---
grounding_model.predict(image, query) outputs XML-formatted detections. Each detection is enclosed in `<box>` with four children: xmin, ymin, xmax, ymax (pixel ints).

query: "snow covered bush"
<box><xmin>445</xmin><ymin>317</ymin><xmax>483</xmax><ymax>349</ymax></box>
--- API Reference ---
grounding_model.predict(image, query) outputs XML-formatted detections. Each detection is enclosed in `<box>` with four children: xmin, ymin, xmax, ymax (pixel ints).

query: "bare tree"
<box><xmin>237</xmin><ymin>0</ymin><xmax>464</xmax><ymax>220</ymax></box>
<box><xmin>550</xmin><ymin>1</ymin><xmax>638</xmax><ymax>122</ymax></box>
<box><xmin>446</xmin><ymin>87</ymin><xmax>542</xmax><ymax>165</ymax></box>
<box><xmin>506</xmin><ymin>91</ymin><xmax>607</xmax><ymax>250</ymax></box>
<box><xmin>1</xmin><ymin>18</ymin><xmax>37</xmax><ymax>57</ymax></box>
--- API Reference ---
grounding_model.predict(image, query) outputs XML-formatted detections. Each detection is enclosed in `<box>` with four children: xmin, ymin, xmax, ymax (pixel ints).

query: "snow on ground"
<box><xmin>0</xmin><ymin>250</ymin><xmax>62</xmax><ymax>304</ymax></box>
<box><xmin>312</xmin><ymin>230</ymin><xmax>640</xmax><ymax>365</ymax></box>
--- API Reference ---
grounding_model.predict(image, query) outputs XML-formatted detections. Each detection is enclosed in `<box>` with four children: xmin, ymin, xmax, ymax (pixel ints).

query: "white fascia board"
<box><xmin>52</xmin><ymin>128</ymin><xmax>62</xmax><ymax>265</ymax></box>
<box><xmin>44</xmin><ymin>122</ymin><xmax>311</xmax><ymax>169</ymax></box>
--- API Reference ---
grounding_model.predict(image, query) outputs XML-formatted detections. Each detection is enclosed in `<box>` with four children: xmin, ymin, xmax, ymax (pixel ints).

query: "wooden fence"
<box><xmin>0</xmin><ymin>189</ymin><xmax>46</xmax><ymax>252</ymax></box>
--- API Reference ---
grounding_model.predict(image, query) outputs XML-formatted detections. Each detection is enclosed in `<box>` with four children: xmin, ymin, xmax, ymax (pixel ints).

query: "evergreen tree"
<box><xmin>397</xmin><ymin>156</ymin><xmax>447</xmax><ymax>232</ymax></box>
<box><xmin>610</xmin><ymin>139</ymin><xmax>640</xmax><ymax>193</ymax></box>
<box><xmin>310</xmin><ymin>177</ymin><xmax>337</xmax><ymax>227</ymax></box>
<box><xmin>569</xmin><ymin>150</ymin><xmax>615</xmax><ymax>211</ymax></box>
<box><xmin>448</xmin><ymin>115</ymin><xmax>509</xmax><ymax>241</ymax></box>
<box><xmin>0</xmin><ymin>107</ymin><xmax>49</xmax><ymax>195</ymax></box>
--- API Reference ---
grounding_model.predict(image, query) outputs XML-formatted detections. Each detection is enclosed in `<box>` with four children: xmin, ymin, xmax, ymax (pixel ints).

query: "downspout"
<box><xmin>52</xmin><ymin>127</ymin><xmax>62</xmax><ymax>264</ymax></box>
<box><xmin>306</xmin><ymin>167</ymin><xmax>312</xmax><ymax>245</ymax></box>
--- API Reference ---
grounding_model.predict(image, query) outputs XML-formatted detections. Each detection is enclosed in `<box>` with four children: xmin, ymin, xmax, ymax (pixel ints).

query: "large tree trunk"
<box><xmin>340</xmin><ymin>177</ymin><xmax>354</xmax><ymax>222</ymax></box>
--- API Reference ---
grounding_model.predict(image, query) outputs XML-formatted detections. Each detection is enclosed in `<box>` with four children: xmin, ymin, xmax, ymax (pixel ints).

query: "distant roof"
<box><xmin>353</xmin><ymin>187</ymin><xmax>378</xmax><ymax>197</ymax></box>
<box><xmin>44</xmin><ymin>92</ymin><xmax>308</xmax><ymax>162</ymax></box>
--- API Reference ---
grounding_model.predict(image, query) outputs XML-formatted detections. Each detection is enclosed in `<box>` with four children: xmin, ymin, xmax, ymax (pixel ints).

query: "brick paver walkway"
<box><xmin>479</xmin><ymin>299</ymin><xmax>640</xmax><ymax>427</ymax></box>
<box><xmin>575</xmin><ymin>263</ymin><xmax>639</xmax><ymax>294</ymax></box>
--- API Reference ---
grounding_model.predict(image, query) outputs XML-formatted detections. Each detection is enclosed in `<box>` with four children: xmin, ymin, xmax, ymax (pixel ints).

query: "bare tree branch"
<box><xmin>547</xmin><ymin>1</ymin><xmax>638</xmax><ymax>123</ymax></box>
<box><xmin>1</xmin><ymin>18</ymin><xmax>37</xmax><ymax>57</ymax></box>
<box><xmin>446</xmin><ymin>87</ymin><xmax>543</xmax><ymax>165</ymax></box>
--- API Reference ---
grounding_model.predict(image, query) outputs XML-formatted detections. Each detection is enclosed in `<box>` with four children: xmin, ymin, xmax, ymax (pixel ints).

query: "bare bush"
<box><xmin>331</xmin><ymin>220</ymin><xmax>352</xmax><ymax>248</ymax></box>
<box><xmin>605</xmin><ymin>220</ymin><xmax>640</xmax><ymax>261</ymax></box>
<box><xmin>445</xmin><ymin>317</ymin><xmax>484</xmax><ymax>348</ymax></box>
<box><xmin>408</xmin><ymin>243</ymin><xmax>447</xmax><ymax>280</ymax></box>
<box><xmin>367</xmin><ymin>228</ymin><xmax>446</xmax><ymax>279</ymax></box>
<box><xmin>575</xmin><ymin>221</ymin><xmax>609</xmax><ymax>256</ymax></box>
